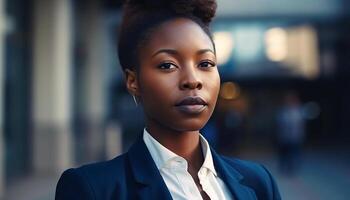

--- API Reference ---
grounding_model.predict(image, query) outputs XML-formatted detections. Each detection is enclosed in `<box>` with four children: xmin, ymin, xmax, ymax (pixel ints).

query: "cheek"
<box><xmin>205</xmin><ymin>71</ymin><xmax>221</xmax><ymax>103</ymax></box>
<box><xmin>138</xmin><ymin>70</ymin><xmax>177</xmax><ymax>107</ymax></box>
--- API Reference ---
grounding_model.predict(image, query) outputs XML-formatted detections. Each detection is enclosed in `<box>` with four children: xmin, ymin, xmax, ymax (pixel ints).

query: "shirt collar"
<box><xmin>143</xmin><ymin>128</ymin><xmax>181</xmax><ymax>169</ymax></box>
<box><xmin>199</xmin><ymin>134</ymin><xmax>218</xmax><ymax>176</ymax></box>
<box><xmin>143</xmin><ymin>128</ymin><xmax>217</xmax><ymax>176</ymax></box>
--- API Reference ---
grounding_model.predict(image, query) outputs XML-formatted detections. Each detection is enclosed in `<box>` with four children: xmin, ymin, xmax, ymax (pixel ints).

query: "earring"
<box><xmin>132</xmin><ymin>95</ymin><xmax>138</xmax><ymax>106</ymax></box>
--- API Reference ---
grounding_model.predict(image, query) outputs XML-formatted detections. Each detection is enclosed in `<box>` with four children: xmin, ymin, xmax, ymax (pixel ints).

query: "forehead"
<box><xmin>143</xmin><ymin>18</ymin><xmax>214</xmax><ymax>54</ymax></box>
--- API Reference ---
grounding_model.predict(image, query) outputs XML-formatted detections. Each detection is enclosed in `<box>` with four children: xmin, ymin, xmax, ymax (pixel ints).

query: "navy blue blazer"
<box><xmin>56</xmin><ymin>137</ymin><xmax>281</xmax><ymax>200</ymax></box>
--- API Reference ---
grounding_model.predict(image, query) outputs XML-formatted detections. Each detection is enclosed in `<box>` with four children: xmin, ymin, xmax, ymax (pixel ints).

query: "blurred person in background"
<box><xmin>276</xmin><ymin>91</ymin><xmax>306</xmax><ymax>176</ymax></box>
<box><xmin>55</xmin><ymin>0</ymin><xmax>281</xmax><ymax>199</ymax></box>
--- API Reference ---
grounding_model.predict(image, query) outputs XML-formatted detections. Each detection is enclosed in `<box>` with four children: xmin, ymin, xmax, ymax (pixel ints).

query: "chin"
<box><xmin>171</xmin><ymin>118</ymin><xmax>208</xmax><ymax>132</ymax></box>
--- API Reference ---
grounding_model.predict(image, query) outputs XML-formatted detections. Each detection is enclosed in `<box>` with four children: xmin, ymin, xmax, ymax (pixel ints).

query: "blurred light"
<box><xmin>285</xmin><ymin>25</ymin><xmax>319</xmax><ymax>79</ymax></box>
<box><xmin>303</xmin><ymin>101</ymin><xmax>321</xmax><ymax>120</ymax></box>
<box><xmin>294</xmin><ymin>25</ymin><xmax>320</xmax><ymax>79</ymax></box>
<box><xmin>213</xmin><ymin>31</ymin><xmax>234</xmax><ymax>65</ymax></box>
<box><xmin>233</xmin><ymin>25</ymin><xmax>263</xmax><ymax>62</ymax></box>
<box><xmin>265</xmin><ymin>27</ymin><xmax>288</xmax><ymax>62</ymax></box>
<box><xmin>220</xmin><ymin>82</ymin><xmax>241</xmax><ymax>100</ymax></box>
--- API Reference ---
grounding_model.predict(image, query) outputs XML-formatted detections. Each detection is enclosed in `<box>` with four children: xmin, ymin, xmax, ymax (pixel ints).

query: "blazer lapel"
<box><xmin>211</xmin><ymin>148</ymin><xmax>257</xmax><ymax>200</ymax></box>
<box><xmin>127</xmin><ymin>137</ymin><xmax>172</xmax><ymax>200</ymax></box>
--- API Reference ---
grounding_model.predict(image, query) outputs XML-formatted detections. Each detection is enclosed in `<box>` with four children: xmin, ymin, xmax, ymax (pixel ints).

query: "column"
<box><xmin>32</xmin><ymin>0</ymin><xmax>73</xmax><ymax>173</ymax></box>
<box><xmin>75</xmin><ymin>0</ymin><xmax>107</xmax><ymax>162</ymax></box>
<box><xmin>0</xmin><ymin>0</ymin><xmax>5</xmax><ymax>196</ymax></box>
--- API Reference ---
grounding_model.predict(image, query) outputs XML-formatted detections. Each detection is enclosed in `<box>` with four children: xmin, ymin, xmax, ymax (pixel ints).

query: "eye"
<box><xmin>198</xmin><ymin>60</ymin><xmax>216</xmax><ymax>68</ymax></box>
<box><xmin>158</xmin><ymin>62</ymin><xmax>177</xmax><ymax>70</ymax></box>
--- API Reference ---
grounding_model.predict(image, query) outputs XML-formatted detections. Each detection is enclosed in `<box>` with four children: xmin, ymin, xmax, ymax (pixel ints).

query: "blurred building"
<box><xmin>0</xmin><ymin>0</ymin><xmax>127</xmax><ymax>198</ymax></box>
<box><xmin>0</xmin><ymin>0</ymin><xmax>349</xmax><ymax>199</ymax></box>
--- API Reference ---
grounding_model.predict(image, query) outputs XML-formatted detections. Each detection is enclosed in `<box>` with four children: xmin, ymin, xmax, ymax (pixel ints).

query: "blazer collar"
<box><xmin>127</xmin><ymin>136</ymin><xmax>172</xmax><ymax>200</ymax></box>
<box><xmin>127</xmin><ymin>136</ymin><xmax>256</xmax><ymax>200</ymax></box>
<box><xmin>211</xmin><ymin>147</ymin><xmax>257</xmax><ymax>200</ymax></box>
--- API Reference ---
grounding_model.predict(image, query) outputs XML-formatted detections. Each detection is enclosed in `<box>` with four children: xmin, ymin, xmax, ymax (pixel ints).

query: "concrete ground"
<box><xmin>242</xmin><ymin>147</ymin><xmax>350</xmax><ymax>200</ymax></box>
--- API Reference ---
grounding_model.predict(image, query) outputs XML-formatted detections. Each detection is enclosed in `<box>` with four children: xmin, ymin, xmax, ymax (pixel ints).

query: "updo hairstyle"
<box><xmin>117</xmin><ymin>0</ymin><xmax>217</xmax><ymax>71</ymax></box>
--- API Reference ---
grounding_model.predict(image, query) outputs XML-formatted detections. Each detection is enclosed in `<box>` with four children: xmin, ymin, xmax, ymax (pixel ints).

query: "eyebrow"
<box><xmin>151</xmin><ymin>48</ymin><xmax>215</xmax><ymax>57</ymax></box>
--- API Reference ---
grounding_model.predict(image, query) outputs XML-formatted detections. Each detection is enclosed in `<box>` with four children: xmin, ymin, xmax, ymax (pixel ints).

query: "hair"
<box><xmin>117</xmin><ymin>0</ymin><xmax>217</xmax><ymax>71</ymax></box>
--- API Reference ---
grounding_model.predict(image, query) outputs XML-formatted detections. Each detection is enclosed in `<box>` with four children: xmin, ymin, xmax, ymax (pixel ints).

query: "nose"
<box><xmin>179</xmin><ymin>67</ymin><xmax>203</xmax><ymax>90</ymax></box>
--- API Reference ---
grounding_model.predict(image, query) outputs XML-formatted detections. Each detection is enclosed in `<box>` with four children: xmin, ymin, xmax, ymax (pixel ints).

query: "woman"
<box><xmin>55</xmin><ymin>0</ymin><xmax>281</xmax><ymax>199</ymax></box>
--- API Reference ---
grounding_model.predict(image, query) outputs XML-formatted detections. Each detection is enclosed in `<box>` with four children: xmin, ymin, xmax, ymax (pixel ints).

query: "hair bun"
<box><xmin>126</xmin><ymin>0</ymin><xmax>166</xmax><ymax>8</ymax></box>
<box><xmin>126</xmin><ymin>0</ymin><xmax>217</xmax><ymax>24</ymax></box>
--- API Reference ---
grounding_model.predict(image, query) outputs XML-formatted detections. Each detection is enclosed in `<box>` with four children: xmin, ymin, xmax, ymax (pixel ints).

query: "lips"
<box><xmin>175</xmin><ymin>96</ymin><xmax>208</xmax><ymax>114</ymax></box>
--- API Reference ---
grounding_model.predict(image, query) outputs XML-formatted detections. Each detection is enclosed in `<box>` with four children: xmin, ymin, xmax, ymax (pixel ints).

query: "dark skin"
<box><xmin>125</xmin><ymin>18</ymin><xmax>220</xmax><ymax>199</ymax></box>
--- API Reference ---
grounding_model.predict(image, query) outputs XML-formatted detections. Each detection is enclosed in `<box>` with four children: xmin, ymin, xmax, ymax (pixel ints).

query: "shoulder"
<box><xmin>55</xmin><ymin>153</ymin><xmax>128</xmax><ymax>200</ymax></box>
<box><xmin>221</xmin><ymin>156</ymin><xmax>271</xmax><ymax>179</ymax></box>
<box><xmin>220</xmin><ymin>156</ymin><xmax>281</xmax><ymax>199</ymax></box>
<box><xmin>73</xmin><ymin>153</ymin><xmax>127</xmax><ymax>185</ymax></box>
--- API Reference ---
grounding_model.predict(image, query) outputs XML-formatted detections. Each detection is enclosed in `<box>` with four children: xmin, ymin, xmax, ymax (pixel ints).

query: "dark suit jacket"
<box><xmin>55</xmin><ymin>137</ymin><xmax>281</xmax><ymax>200</ymax></box>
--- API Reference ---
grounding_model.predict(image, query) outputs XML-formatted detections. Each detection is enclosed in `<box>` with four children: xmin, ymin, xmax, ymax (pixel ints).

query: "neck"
<box><xmin>146</xmin><ymin>120</ymin><xmax>204</xmax><ymax>172</ymax></box>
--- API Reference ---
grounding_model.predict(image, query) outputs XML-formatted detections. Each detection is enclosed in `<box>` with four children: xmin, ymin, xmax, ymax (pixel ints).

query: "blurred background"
<box><xmin>0</xmin><ymin>0</ymin><xmax>349</xmax><ymax>199</ymax></box>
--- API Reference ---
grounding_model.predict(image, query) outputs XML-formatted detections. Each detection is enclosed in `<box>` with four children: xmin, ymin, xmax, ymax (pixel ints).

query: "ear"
<box><xmin>125</xmin><ymin>68</ymin><xmax>140</xmax><ymax>96</ymax></box>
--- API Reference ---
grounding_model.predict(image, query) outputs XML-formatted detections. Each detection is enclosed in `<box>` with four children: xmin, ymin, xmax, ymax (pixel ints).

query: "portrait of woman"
<box><xmin>55</xmin><ymin>0</ymin><xmax>281</xmax><ymax>199</ymax></box>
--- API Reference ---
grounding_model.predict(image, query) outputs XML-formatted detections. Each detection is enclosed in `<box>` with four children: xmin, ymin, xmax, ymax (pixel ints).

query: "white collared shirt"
<box><xmin>143</xmin><ymin>129</ymin><xmax>233</xmax><ymax>200</ymax></box>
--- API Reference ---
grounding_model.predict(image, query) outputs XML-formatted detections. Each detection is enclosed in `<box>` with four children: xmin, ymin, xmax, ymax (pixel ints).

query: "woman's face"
<box><xmin>133</xmin><ymin>18</ymin><xmax>220</xmax><ymax>132</ymax></box>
